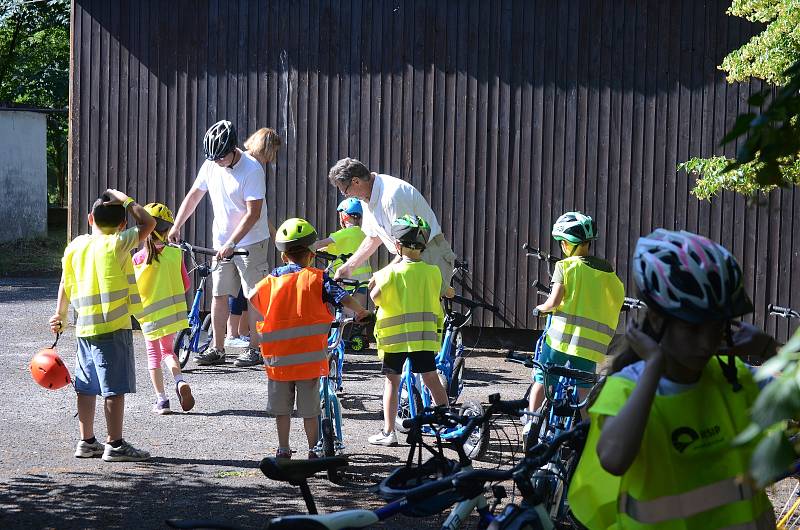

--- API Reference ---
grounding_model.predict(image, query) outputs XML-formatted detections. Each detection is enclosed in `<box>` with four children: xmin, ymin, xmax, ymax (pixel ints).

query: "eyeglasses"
<box><xmin>341</xmin><ymin>179</ymin><xmax>354</xmax><ymax>197</ymax></box>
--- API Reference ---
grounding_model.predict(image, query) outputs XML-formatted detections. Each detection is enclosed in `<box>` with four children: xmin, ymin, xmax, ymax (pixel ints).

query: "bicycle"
<box><xmin>171</xmin><ymin>241</ymin><xmax>248</xmax><ymax>369</ymax></box>
<box><xmin>316</xmin><ymin>250</ymin><xmax>371</xmax><ymax>354</ymax></box>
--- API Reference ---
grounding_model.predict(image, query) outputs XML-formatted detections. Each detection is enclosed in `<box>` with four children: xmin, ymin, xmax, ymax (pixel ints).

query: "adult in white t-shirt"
<box><xmin>328</xmin><ymin>157</ymin><xmax>456</xmax><ymax>295</ymax></box>
<box><xmin>169</xmin><ymin>120</ymin><xmax>270</xmax><ymax>367</ymax></box>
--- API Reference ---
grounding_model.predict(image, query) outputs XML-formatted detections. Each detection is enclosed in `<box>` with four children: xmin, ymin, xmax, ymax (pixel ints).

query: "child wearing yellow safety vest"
<box><xmin>49</xmin><ymin>189</ymin><xmax>156</xmax><ymax>462</ymax></box>
<box><xmin>527</xmin><ymin>212</ymin><xmax>624</xmax><ymax>430</ymax></box>
<box><xmin>367</xmin><ymin>215</ymin><xmax>448</xmax><ymax>447</ymax></box>
<box><xmin>132</xmin><ymin>203</ymin><xmax>194</xmax><ymax>415</ymax></box>
<box><xmin>568</xmin><ymin>229</ymin><xmax>778</xmax><ymax>530</ymax></box>
<box><xmin>313</xmin><ymin>197</ymin><xmax>372</xmax><ymax>309</ymax></box>
<box><xmin>250</xmin><ymin>218</ymin><xmax>370</xmax><ymax>459</ymax></box>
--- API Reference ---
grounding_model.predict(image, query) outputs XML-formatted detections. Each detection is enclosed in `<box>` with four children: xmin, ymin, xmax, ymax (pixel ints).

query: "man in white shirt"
<box><xmin>168</xmin><ymin>120</ymin><xmax>270</xmax><ymax>367</ymax></box>
<box><xmin>328</xmin><ymin>157</ymin><xmax>456</xmax><ymax>296</ymax></box>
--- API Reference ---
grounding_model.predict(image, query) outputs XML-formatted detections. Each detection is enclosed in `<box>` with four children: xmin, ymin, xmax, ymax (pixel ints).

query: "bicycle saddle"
<box><xmin>259</xmin><ymin>456</ymin><xmax>349</xmax><ymax>485</ymax></box>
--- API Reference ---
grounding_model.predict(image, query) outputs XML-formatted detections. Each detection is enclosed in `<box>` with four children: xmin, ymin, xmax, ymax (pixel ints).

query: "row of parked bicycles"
<box><xmin>163</xmin><ymin>240</ymin><xmax>800</xmax><ymax>529</ymax></box>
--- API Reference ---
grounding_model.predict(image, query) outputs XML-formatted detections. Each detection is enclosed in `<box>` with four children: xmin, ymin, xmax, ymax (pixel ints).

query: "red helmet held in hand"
<box><xmin>30</xmin><ymin>348</ymin><xmax>71</xmax><ymax>390</ymax></box>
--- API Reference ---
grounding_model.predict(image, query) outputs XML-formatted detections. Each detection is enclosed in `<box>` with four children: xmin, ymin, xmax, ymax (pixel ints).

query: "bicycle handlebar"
<box><xmin>522</xmin><ymin>243</ymin><xmax>560</xmax><ymax>265</ymax></box>
<box><xmin>169</xmin><ymin>241</ymin><xmax>249</xmax><ymax>257</ymax></box>
<box><xmin>336</xmin><ymin>278</ymin><xmax>369</xmax><ymax>289</ymax></box>
<box><xmin>315</xmin><ymin>250</ymin><xmax>352</xmax><ymax>262</ymax></box>
<box><xmin>449</xmin><ymin>294</ymin><xmax>498</xmax><ymax>313</ymax></box>
<box><xmin>401</xmin><ymin>393</ymin><xmax>526</xmax><ymax>434</ymax></box>
<box><xmin>622</xmin><ymin>297</ymin><xmax>646</xmax><ymax>311</ymax></box>
<box><xmin>768</xmin><ymin>304</ymin><xmax>800</xmax><ymax>319</ymax></box>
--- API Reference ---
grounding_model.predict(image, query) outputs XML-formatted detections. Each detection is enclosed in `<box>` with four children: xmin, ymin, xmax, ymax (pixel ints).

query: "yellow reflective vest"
<box><xmin>568</xmin><ymin>358</ymin><xmax>774</xmax><ymax>530</ymax></box>
<box><xmin>62</xmin><ymin>232</ymin><xmax>142</xmax><ymax>337</ymax></box>
<box><xmin>374</xmin><ymin>260</ymin><xmax>443</xmax><ymax>357</ymax></box>
<box><xmin>545</xmin><ymin>256</ymin><xmax>624</xmax><ymax>362</ymax></box>
<box><xmin>324</xmin><ymin>226</ymin><xmax>372</xmax><ymax>289</ymax></box>
<box><xmin>133</xmin><ymin>246</ymin><xmax>189</xmax><ymax>340</ymax></box>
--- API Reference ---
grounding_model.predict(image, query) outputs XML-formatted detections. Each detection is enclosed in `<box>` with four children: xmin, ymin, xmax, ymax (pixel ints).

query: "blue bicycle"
<box><xmin>171</xmin><ymin>242</ymin><xmax>248</xmax><ymax>369</ymax></box>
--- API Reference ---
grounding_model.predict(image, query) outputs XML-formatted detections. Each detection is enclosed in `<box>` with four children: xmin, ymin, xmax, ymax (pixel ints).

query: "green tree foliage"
<box><xmin>679</xmin><ymin>0</ymin><xmax>800</xmax><ymax>199</ymax></box>
<box><xmin>0</xmin><ymin>0</ymin><xmax>70</xmax><ymax>206</ymax></box>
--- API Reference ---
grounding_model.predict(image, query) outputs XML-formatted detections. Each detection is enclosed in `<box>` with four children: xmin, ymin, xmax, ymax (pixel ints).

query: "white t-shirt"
<box><xmin>361</xmin><ymin>173</ymin><xmax>442</xmax><ymax>254</ymax></box>
<box><xmin>193</xmin><ymin>151</ymin><xmax>269</xmax><ymax>249</ymax></box>
<box><xmin>616</xmin><ymin>359</ymin><xmax>766</xmax><ymax>395</ymax></box>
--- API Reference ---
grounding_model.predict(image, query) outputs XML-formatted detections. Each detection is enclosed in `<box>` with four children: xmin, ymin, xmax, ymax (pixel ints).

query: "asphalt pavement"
<box><xmin>0</xmin><ymin>277</ymin><xmax>531</xmax><ymax>529</ymax></box>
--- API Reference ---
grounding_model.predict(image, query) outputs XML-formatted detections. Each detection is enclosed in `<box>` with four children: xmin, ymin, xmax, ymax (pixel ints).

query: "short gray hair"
<box><xmin>328</xmin><ymin>157</ymin><xmax>371</xmax><ymax>185</ymax></box>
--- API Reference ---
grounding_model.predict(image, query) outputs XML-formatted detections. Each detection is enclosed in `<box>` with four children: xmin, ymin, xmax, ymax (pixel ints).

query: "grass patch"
<box><xmin>0</xmin><ymin>226</ymin><xmax>66</xmax><ymax>277</ymax></box>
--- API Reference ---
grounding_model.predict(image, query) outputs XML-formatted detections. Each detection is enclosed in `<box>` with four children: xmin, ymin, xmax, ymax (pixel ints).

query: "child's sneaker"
<box><xmin>74</xmin><ymin>439</ymin><xmax>105</xmax><ymax>458</ymax></box>
<box><xmin>368</xmin><ymin>430</ymin><xmax>398</xmax><ymax>447</ymax></box>
<box><xmin>102</xmin><ymin>440</ymin><xmax>151</xmax><ymax>462</ymax></box>
<box><xmin>176</xmin><ymin>381</ymin><xmax>195</xmax><ymax>412</ymax></box>
<box><xmin>152</xmin><ymin>399</ymin><xmax>171</xmax><ymax>415</ymax></box>
<box><xmin>194</xmin><ymin>347</ymin><xmax>226</xmax><ymax>366</ymax></box>
<box><xmin>276</xmin><ymin>448</ymin><xmax>292</xmax><ymax>459</ymax></box>
<box><xmin>224</xmin><ymin>335</ymin><xmax>249</xmax><ymax>348</ymax></box>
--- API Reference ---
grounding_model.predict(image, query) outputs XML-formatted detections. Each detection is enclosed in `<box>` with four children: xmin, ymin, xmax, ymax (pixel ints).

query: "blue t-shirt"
<box><xmin>270</xmin><ymin>263</ymin><xmax>347</xmax><ymax>306</ymax></box>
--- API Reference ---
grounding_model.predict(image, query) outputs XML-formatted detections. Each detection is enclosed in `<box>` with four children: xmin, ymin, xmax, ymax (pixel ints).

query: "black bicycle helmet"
<box><xmin>203</xmin><ymin>120</ymin><xmax>237</xmax><ymax>161</ymax></box>
<box><xmin>378</xmin><ymin>456</ymin><xmax>462</xmax><ymax>517</ymax></box>
<box><xmin>391</xmin><ymin>215</ymin><xmax>431</xmax><ymax>250</ymax></box>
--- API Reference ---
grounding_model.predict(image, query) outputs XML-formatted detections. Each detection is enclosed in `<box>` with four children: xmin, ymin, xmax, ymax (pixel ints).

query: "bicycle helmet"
<box><xmin>391</xmin><ymin>215</ymin><xmax>431</xmax><ymax>250</ymax></box>
<box><xmin>144</xmin><ymin>202</ymin><xmax>174</xmax><ymax>233</ymax></box>
<box><xmin>551</xmin><ymin>212</ymin><xmax>598</xmax><ymax>244</ymax></box>
<box><xmin>275</xmin><ymin>218</ymin><xmax>317</xmax><ymax>252</ymax></box>
<box><xmin>30</xmin><ymin>348</ymin><xmax>71</xmax><ymax>390</ymax></box>
<box><xmin>203</xmin><ymin>120</ymin><xmax>237</xmax><ymax>161</ymax></box>
<box><xmin>337</xmin><ymin>197</ymin><xmax>363</xmax><ymax>217</ymax></box>
<box><xmin>378</xmin><ymin>456</ymin><xmax>462</xmax><ymax>517</ymax></box>
<box><xmin>632</xmin><ymin>229</ymin><xmax>753</xmax><ymax>323</ymax></box>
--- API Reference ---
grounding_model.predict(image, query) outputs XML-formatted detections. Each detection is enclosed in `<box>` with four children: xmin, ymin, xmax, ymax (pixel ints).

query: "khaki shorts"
<box><xmin>266</xmin><ymin>377</ymin><xmax>321</xmax><ymax>418</ymax></box>
<box><xmin>421</xmin><ymin>234</ymin><xmax>456</xmax><ymax>295</ymax></box>
<box><xmin>212</xmin><ymin>239</ymin><xmax>270</xmax><ymax>298</ymax></box>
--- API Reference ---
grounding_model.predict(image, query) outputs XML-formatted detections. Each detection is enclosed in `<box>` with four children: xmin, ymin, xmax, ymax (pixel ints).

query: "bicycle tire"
<box><xmin>460</xmin><ymin>401</ymin><xmax>490</xmax><ymax>460</ymax></box>
<box><xmin>395</xmin><ymin>385</ymin><xmax>424</xmax><ymax>434</ymax></box>
<box><xmin>548</xmin><ymin>444</ymin><xmax>581</xmax><ymax>528</ymax></box>
<box><xmin>173</xmin><ymin>328</ymin><xmax>192</xmax><ymax>369</ymax></box>
<box><xmin>524</xmin><ymin>400</ymin><xmax>552</xmax><ymax>453</ymax></box>
<box><xmin>320</xmin><ymin>418</ymin><xmax>344</xmax><ymax>483</ymax></box>
<box><xmin>447</xmin><ymin>356</ymin><xmax>466</xmax><ymax>404</ymax></box>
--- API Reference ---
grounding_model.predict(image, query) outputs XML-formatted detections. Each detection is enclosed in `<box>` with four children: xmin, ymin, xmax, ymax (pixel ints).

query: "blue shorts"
<box><xmin>75</xmin><ymin>329</ymin><xmax>136</xmax><ymax>397</ymax></box>
<box><xmin>532</xmin><ymin>339</ymin><xmax>596</xmax><ymax>389</ymax></box>
<box><xmin>228</xmin><ymin>288</ymin><xmax>247</xmax><ymax>315</ymax></box>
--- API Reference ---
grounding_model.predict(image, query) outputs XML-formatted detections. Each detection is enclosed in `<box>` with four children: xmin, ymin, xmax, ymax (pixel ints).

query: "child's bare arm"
<box><xmin>49</xmin><ymin>274</ymin><xmax>69</xmax><ymax>334</ymax></box>
<box><xmin>312</xmin><ymin>237</ymin><xmax>334</xmax><ymax>251</ymax></box>
<box><xmin>340</xmin><ymin>294</ymin><xmax>370</xmax><ymax>321</ymax></box>
<box><xmin>536</xmin><ymin>282</ymin><xmax>564</xmax><ymax>313</ymax></box>
<box><xmin>103</xmin><ymin>189</ymin><xmax>156</xmax><ymax>242</ymax></box>
<box><xmin>368</xmin><ymin>278</ymin><xmax>381</xmax><ymax>305</ymax></box>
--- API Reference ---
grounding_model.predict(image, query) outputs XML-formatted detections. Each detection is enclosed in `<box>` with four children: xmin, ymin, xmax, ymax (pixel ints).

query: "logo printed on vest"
<box><xmin>671</xmin><ymin>424</ymin><xmax>722</xmax><ymax>453</ymax></box>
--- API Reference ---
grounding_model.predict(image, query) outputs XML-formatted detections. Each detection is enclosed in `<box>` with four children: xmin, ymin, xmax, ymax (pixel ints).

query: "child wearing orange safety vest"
<box><xmin>132</xmin><ymin>203</ymin><xmax>195</xmax><ymax>415</ymax></box>
<box><xmin>249</xmin><ymin>218</ymin><xmax>370</xmax><ymax>459</ymax></box>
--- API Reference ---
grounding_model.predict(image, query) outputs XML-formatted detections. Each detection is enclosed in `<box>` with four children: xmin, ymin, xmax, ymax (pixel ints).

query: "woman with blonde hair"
<box><xmin>244</xmin><ymin>127</ymin><xmax>283</xmax><ymax>165</ymax></box>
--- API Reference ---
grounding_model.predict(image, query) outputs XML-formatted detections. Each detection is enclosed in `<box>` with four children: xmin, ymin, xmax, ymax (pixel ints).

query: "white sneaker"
<box><xmin>102</xmin><ymin>440</ymin><xmax>150</xmax><ymax>462</ymax></box>
<box><xmin>368</xmin><ymin>430</ymin><xmax>398</xmax><ymax>447</ymax></box>
<box><xmin>74</xmin><ymin>439</ymin><xmax>105</xmax><ymax>458</ymax></box>
<box><xmin>224</xmin><ymin>335</ymin><xmax>249</xmax><ymax>348</ymax></box>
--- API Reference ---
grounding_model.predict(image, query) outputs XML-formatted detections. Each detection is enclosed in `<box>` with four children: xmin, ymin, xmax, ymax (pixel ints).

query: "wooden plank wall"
<box><xmin>70</xmin><ymin>0</ymin><xmax>799</xmax><ymax>340</ymax></box>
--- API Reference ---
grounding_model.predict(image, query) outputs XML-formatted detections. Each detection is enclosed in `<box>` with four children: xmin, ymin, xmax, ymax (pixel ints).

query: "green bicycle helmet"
<box><xmin>551</xmin><ymin>211</ymin><xmax>598</xmax><ymax>245</ymax></box>
<box><xmin>391</xmin><ymin>215</ymin><xmax>431</xmax><ymax>250</ymax></box>
<box><xmin>275</xmin><ymin>218</ymin><xmax>317</xmax><ymax>252</ymax></box>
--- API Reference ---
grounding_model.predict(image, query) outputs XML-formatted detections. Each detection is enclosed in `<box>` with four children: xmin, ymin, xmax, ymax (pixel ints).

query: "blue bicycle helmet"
<box><xmin>337</xmin><ymin>197</ymin><xmax>363</xmax><ymax>217</ymax></box>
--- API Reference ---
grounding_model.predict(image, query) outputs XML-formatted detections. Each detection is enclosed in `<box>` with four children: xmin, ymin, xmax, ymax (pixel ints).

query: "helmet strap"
<box><xmin>716</xmin><ymin>354</ymin><xmax>742</xmax><ymax>392</ymax></box>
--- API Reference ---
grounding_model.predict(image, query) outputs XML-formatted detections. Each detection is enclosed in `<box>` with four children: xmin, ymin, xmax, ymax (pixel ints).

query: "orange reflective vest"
<box><xmin>250</xmin><ymin>267</ymin><xmax>333</xmax><ymax>381</ymax></box>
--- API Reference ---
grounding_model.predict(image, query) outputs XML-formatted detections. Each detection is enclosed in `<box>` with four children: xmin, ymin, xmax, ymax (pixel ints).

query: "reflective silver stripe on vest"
<box><xmin>71</xmin><ymin>288</ymin><xmax>129</xmax><ymax>310</ymax></box>
<box><xmin>380</xmin><ymin>330</ymin><xmax>439</xmax><ymax>347</ymax></box>
<box><xmin>379</xmin><ymin>312</ymin><xmax>439</xmax><ymax>328</ymax></box>
<box><xmin>547</xmin><ymin>327</ymin><xmax>610</xmax><ymax>353</ymax></box>
<box><xmin>258</xmin><ymin>322</ymin><xmax>331</xmax><ymax>344</ymax></box>
<box><xmin>129</xmin><ymin>293</ymin><xmax>142</xmax><ymax>304</ymax></box>
<box><xmin>619</xmin><ymin>478</ymin><xmax>757</xmax><ymax>524</ymax></box>
<box><xmin>127</xmin><ymin>275</ymin><xmax>136</xmax><ymax>284</ymax></box>
<box><xmin>139</xmin><ymin>294</ymin><xmax>186</xmax><ymax>318</ymax></box>
<box><xmin>140</xmin><ymin>311</ymin><xmax>187</xmax><ymax>333</ymax></box>
<box><xmin>265</xmin><ymin>349</ymin><xmax>326</xmax><ymax>367</ymax></box>
<box><xmin>550</xmin><ymin>312</ymin><xmax>615</xmax><ymax>338</ymax></box>
<box><xmin>75</xmin><ymin>303</ymin><xmax>130</xmax><ymax>327</ymax></box>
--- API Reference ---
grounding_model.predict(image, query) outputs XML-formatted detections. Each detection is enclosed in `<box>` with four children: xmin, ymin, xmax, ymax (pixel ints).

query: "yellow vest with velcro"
<box><xmin>545</xmin><ymin>256</ymin><xmax>624</xmax><ymax>362</ymax></box>
<box><xmin>325</xmin><ymin>226</ymin><xmax>372</xmax><ymax>289</ymax></box>
<box><xmin>374</xmin><ymin>260</ymin><xmax>443</xmax><ymax>357</ymax></box>
<box><xmin>133</xmin><ymin>246</ymin><xmax>189</xmax><ymax>340</ymax></box>
<box><xmin>569</xmin><ymin>358</ymin><xmax>774</xmax><ymax>530</ymax></box>
<box><xmin>63</xmin><ymin>233</ymin><xmax>141</xmax><ymax>337</ymax></box>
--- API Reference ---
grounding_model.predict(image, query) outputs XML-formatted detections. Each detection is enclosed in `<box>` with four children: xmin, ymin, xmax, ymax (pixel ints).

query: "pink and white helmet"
<box><xmin>632</xmin><ymin>229</ymin><xmax>753</xmax><ymax>323</ymax></box>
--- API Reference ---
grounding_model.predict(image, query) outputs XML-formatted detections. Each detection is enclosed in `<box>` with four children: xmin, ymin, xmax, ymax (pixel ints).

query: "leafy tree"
<box><xmin>678</xmin><ymin>0</ymin><xmax>800</xmax><ymax>199</ymax></box>
<box><xmin>0</xmin><ymin>0</ymin><xmax>70</xmax><ymax>207</ymax></box>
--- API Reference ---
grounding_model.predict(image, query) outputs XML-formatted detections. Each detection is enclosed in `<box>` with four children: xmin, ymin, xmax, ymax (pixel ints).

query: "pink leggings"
<box><xmin>146</xmin><ymin>334</ymin><xmax>177</xmax><ymax>370</ymax></box>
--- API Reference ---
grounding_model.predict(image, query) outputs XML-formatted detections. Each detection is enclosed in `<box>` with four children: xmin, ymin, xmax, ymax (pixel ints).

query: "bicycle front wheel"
<box><xmin>173</xmin><ymin>328</ymin><xmax>192</xmax><ymax>369</ymax></box>
<box><xmin>395</xmin><ymin>385</ymin><xmax>423</xmax><ymax>434</ymax></box>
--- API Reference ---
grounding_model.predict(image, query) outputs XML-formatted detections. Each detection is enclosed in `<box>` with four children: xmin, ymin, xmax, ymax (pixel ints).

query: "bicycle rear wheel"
<box><xmin>395</xmin><ymin>385</ymin><xmax>424</xmax><ymax>434</ymax></box>
<box><xmin>460</xmin><ymin>401</ymin><xmax>490</xmax><ymax>460</ymax></box>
